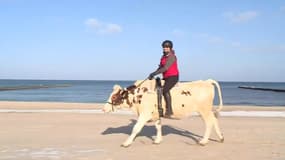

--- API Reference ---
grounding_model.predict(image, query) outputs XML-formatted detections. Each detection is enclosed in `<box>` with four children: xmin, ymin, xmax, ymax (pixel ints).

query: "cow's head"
<box><xmin>103</xmin><ymin>84</ymin><xmax>136</xmax><ymax>113</ymax></box>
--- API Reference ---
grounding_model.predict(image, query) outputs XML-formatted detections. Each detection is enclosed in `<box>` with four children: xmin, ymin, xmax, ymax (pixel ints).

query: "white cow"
<box><xmin>103</xmin><ymin>79</ymin><xmax>224</xmax><ymax>147</ymax></box>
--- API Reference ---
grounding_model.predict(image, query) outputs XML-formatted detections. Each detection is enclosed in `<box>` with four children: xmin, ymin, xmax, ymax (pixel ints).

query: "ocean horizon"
<box><xmin>0</xmin><ymin>79</ymin><xmax>285</xmax><ymax>106</ymax></box>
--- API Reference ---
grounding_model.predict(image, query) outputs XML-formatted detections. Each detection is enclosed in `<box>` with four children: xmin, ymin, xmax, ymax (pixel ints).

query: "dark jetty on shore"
<box><xmin>0</xmin><ymin>84</ymin><xmax>71</xmax><ymax>91</ymax></box>
<box><xmin>238</xmin><ymin>86</ymin><xmax>285</xmax><ymax>92</ymax></box>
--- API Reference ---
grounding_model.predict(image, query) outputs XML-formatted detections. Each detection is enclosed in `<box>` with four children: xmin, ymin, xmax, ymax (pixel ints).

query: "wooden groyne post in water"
<box><xmin>0</xmin><ymin>84</ymin><xmax>72</xmax><ymax>91</ymax></box>
<box><xmin>238</xmin><ymin>86</ymin><xmax>285</xmax><ymax>92</ymax></box>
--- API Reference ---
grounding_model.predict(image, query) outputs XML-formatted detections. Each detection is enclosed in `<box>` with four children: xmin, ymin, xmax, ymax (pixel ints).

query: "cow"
<box><xmin>103</xmin><ymin>79</ymin><xmax>224</xmax><ymax>147</ymax></box>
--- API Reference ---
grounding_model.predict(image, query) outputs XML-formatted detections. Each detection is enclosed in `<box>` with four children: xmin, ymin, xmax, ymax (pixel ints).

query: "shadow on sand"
<box><xmin>101</xmin><ymin>119</ymin><xmax>221</xmax><ymax>145</ymax></box>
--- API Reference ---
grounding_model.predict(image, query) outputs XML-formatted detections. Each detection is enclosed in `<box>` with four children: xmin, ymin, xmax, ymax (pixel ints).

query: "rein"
<box><xmin>136</xmin><ymin>78</ymin><xmax>148</xmax><ymax>88</ymax></box>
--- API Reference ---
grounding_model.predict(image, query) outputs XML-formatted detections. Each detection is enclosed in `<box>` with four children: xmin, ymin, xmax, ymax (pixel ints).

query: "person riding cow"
<box><xmin>148</xmin><ymin>40</ymin><xmax>179</xmax><ymax>119</ymax></box>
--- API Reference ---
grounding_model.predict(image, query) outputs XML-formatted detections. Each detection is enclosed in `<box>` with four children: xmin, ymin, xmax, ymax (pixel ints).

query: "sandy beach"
<box><xmin>0</xmin><ymin>101</ymin><xmax>284</xmax><ymax>160</ymax></box>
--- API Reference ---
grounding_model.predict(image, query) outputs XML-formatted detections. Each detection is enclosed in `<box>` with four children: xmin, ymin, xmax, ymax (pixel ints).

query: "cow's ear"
<box><xmin>113</xmin><ymin>84</ymin><xmax>122</xmax><ymax>90</ymax></box>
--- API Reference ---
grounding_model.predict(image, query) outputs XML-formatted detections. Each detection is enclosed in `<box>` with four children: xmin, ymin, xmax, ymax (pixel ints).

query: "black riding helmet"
<box><xmin>162</xmin><ymin>40</ymin><xmax>173</xmax><ymax>49</ymax></box>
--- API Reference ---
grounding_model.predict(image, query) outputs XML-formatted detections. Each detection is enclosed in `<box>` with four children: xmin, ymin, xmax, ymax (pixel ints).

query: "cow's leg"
<box><xmin>199</xmin><ymin>110</ymin><xmax>215</xmax><ymax>145</ymax></box>
<box><xmin>153</xmin><ymin>119</ymin><xmax>162</xmax><ymax>144</ymax></box>
<box><xmin>213</xmin><ymin>116</ymin><xmax>224</xmax><ymax>142</ymax></box>
<box><xmin>121</xmin><ymin>115</ymin><xmax>149</xmax><ymax>147</ymax></box>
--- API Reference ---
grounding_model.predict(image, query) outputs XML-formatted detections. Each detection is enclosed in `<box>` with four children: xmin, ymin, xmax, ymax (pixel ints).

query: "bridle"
<box><xmin>107</xmin><ymin>86</ymin><xmax>138</xmax><ymax>111</ymax></box>
<box><xmin>107</xmin><ymin>78</ymin><xmax>148</xmax><ymax>111</ymax></box>
<box><xmin>107</xmin><ymin>89</ymin><xmax>128</xmax><ymax>111</ymax></box>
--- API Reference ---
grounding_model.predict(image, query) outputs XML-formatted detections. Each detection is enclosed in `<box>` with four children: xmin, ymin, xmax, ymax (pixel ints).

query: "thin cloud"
<box><xmin>195</xmin><ymin>33</ymin><xmax>253</xmax><ymax>49</ymax></box>
<box><xmin>209</xmin><ymin>36</ymin><xmax>224</xmax><ymax>44</ymax></box>
<box><xmin>195</xmin><ymin>33</ymin><xmax>225</xmax><ymax>44</ymax></box>
<box><xmin>231</xmin><ymin>41</ymin><xmax>241</xmax><ymax>47</ymax></box>
<box><xmin>85</xmin><ymin>18</ymin><xmax>122</xmax><ymax>34</ymax></box>
<box><xmin>172</xmin><ymin>29</ymin><xmax>185</xmax><ymax>37</ymax></box>
<box><xmin>105</xmin><ymin>23</ymin><xmax>122</xmax><ymax>33</ymax></box>
<box><xmin>241</xmin><ymin>45</ymin><xmax>285</xmax><ymax>54</ymax></box>
<box><xmin>224</xmin><ymin>11</ymin><xmax>259</xmax><ymax>23</ymax></box>
<box><xmin>281</xmin><ymin>6</ymin><xmax>285</xmax><ymax>12</ymax></box>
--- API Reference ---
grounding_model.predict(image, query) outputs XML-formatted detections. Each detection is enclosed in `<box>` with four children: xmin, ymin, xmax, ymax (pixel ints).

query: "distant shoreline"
<box><xmin>0</xmin><ymin>84</ymin><xmax>72</xmax><ymax>91</ymax></box>
<box><xmin>1</xmin><ymin>79</ymin><xmax>285</xmax><ymax>106</ymax></box>
<box><xmin>1</xmin><ymin>79</ymin><xmax>285</xmax><ymax>83</ymax></box>
<box><xmin>0</xmin><ymin>99</ymin><xmax>284</xmax><ymax>107</ymax></box>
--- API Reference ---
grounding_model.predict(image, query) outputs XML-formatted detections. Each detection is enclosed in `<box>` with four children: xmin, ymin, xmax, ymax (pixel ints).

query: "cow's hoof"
<box><xmin>121</xmin><ymin>144</ymin><xmax>131</xmax><ymax>148</ymax></box>
<box><xmin>153</xmin><ymin>142</ymin><xmax>161</xmax><ymax>145</ymax></box>
<box><xmin>219</xmin><ymin>137</ymin><xmax>224</xmax><ymax>143</ymax></box>
<box><xmin>153</xmin><ymin>137</ymin><xmax>162</xmax><ymax>144</ymax></box>
<box><xmin>198</xmin><ymin>139</ymin><xmax>208</xmax><ymax>146</ymax></box>
<box><xmin>153</xmin><ymin>140</ymin><xmax>162</xmax><ymax>145</ymax></box>
<box><xmin>198</xmin><ymin>142</ymin><xmax>206</xmax><ymax>146</ymax></box>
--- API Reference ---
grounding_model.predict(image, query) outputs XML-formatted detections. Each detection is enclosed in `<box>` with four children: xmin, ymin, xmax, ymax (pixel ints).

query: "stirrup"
<box><xmin>163</xmin><ymin>114</ymin><xmax>179</xmax><ymax>120</ymax></box>
<box><xmin>158</xmin><ymin>108</ymin><xmax>164</xmax><ymax>117</ymax></box>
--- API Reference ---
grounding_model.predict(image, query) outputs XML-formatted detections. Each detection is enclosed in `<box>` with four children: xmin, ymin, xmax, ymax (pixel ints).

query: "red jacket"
<box><xmin>160</xmin><ymin>52</ymin><xmax>179</xmax><ymax>78</ymax></box>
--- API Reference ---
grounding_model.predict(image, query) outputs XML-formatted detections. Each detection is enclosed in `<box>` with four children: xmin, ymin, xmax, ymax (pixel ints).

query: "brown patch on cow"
<box><xmin>132</xmin><ymin>94</ymin><xmax>143</xmax><ymax>104</ymax></box>
<box><xmin>181</xmin><ymin>90</ymin><xmax>191</xmax><ymax>96</ymax></box>
<box><xmin>137</xmin><ymin>95</ymin><xmax>143</xmax><ymax>99</ymax></box>
<box><xmin>142</xmin><ymin>87</ymin><xmax>148</xmax><ymax>93</ymax></box>
<box><xmin>126</xmin><ymin>98</ymin><xmax>132</xmax><ymax>106</ymax></box>
<box><xmin>111</xmin><ymin>90</ymin><xmax>120</xmax><ymax>101</ymax></box>
<box><xmin>111</xmin><ymin>89</ymin><xmax>124</xmax><ymax>105</ymax></box>
<box><xmin>127</xmin><ymin>85</ymin><xmax>137</xmax><ymax>91</ymax></box>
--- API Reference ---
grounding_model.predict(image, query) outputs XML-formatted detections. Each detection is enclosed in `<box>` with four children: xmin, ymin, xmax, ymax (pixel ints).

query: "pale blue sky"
<box><xmin>1</xmin><ymin>0</ymin><xmax>284</xmax><ymax>82</ymax></box>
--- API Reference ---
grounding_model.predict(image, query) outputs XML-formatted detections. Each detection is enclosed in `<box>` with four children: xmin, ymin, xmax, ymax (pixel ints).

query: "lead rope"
<box><xmin>135</xmin><ymin>78</ymin><xmax>149</xmax><ymax>88</ymax></box>
<box><xmin>126</xmin><ymin>78</ymin><xmax>149</xmax><ymax>91</ymax></box>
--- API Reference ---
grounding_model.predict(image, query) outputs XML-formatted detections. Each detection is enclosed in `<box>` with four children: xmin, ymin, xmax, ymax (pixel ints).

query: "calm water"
<box><xmin>0</xmin><ymin>79</ymin><xmax>285</xmax><ymax>106</ymax></box>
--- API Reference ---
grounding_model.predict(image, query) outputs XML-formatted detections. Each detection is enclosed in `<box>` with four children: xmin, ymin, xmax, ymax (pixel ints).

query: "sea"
<box><xmin>0</xmin><ymin>79</ymin><xmax>285</xmax><ymax>106</ymax></box>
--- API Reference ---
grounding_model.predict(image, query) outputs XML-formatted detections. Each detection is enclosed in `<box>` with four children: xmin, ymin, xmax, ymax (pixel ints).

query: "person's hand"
<box><xmin>148</xmin><ymin>73</ymin><xmax>155</xmax><ymax>80</ymax></box>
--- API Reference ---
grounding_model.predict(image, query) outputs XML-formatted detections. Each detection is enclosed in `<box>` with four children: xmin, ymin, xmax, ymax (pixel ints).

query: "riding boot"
<box><xmin>156</xmin><ymin>78</ymin><xmax>164</xmax><ymax>117</ymax></box>
<box><xmin>157</xmin><ymin>87</ymin><xmax>164</xmax><ymax>117</ymax></box>
<box><xmin>163</xmin><ymin>92</ymin><xmax>173</xmax><ymax>116</ymax></box>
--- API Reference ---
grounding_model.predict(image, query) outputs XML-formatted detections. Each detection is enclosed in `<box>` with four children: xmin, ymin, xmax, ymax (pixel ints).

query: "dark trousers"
<box><xmin>163</xmin><ymin>76</ymin><xmax>179</xmax><ymax>94</ymax></box>
<box><xmin>163</xmin><ymin>76</ymin><xmax>179</xmax><ymax>115</ymax></box>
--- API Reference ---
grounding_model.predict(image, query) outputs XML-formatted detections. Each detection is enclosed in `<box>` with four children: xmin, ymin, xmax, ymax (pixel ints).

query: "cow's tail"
<box><xmin>207</xmin><ymin>79</ymin><xmax>223</xmax><ymax>116</ymax></box>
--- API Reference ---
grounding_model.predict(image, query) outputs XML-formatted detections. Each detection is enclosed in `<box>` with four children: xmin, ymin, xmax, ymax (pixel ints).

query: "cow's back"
<box><xmin>170</xmin><ymin>80</ymin><xmax>215</xmax><ymax>117</ymax></box>
<box><xmin>133</xmin><ymin>79</ymin><xmax>216</xmax><ymax>118</ymax></box>
<box><xmin>175</xmin><ymin>80</ymin><xmax>215</xmax><ymax>101</ymax></box>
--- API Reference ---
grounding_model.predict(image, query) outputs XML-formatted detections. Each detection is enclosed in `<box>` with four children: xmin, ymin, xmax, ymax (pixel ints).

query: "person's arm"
<box><xmin>148</xmin><ymin>55</ymin><xmax>176</xmax><ymax>79</ymax></box>
<box><xmin>155</xmin><ymin>55</ymin><xmax>175</xmax><ymax>74</ymax></box>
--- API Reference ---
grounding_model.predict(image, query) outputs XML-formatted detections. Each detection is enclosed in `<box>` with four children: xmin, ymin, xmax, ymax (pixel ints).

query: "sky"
<box><xmin>0</xmin><ymin>0</ymin><xmax>285</xmax><ymax>82</ymax></box>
